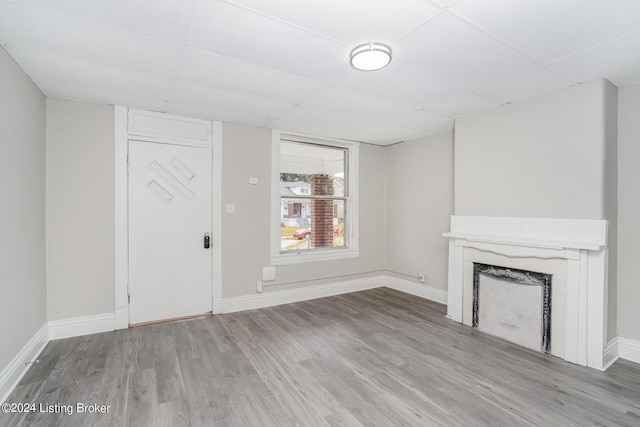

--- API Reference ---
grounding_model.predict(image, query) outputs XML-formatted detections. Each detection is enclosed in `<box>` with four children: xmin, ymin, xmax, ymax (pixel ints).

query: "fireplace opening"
<box><xmin>473</xmin><ymin>263</ymin><xmax>552</xmax><ymax>354</ymax></box>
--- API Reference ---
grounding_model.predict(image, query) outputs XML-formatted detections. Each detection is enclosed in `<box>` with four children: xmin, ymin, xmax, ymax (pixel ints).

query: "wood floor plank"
<box><xmin>126</xmin><ymin>367</ymin><xmax>158</xmax><ymax>426</ymax></box>
<box><xmin>152</xmin><ymin>326</ymin><xmax>187</xmax><ymax>405</ymax></box>
<box><xmin>2</xmin><ymin>288</ymin><xmax>640</xmax><ymax>426</ymax></box>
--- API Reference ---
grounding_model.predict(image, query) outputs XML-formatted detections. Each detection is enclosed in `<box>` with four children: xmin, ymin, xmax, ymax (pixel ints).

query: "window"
<box><xmin>271</xmin><ymin>131</ymin><xmax>359</xmax><ymax>264</ymax></box>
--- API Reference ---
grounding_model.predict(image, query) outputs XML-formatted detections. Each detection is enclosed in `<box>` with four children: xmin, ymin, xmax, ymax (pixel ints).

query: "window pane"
<box><xmin>280</xmin><ymin>141</ymin><xmax>345</xmax><ymax>197</ymax></box>
<box><xmin>280</xmin><ymin>198</ymin><xmax>346</xmax><ymax>251</ymax></box>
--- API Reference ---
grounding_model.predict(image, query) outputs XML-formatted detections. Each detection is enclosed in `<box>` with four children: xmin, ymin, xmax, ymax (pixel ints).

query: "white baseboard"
<box><xmin>601</xmin><ymin>336</ymin><xmax>640</xmax><ymax>370</ymax></box>
<box><xmin>212</xmin><ymin>297</ymin><xmax>223</xmax><ymax>315</ymax></box>
<box><xmin>49</xmin><ymin>313</ymin><xmax>115</xmax><ymax>340</ymax></box>
<box><xmin>384</xmin><ymin>276</ymin><xmax>448</xmax><ymax>305</ymax></box>
<box><xmin>618</xmin><ymin>337</ymin><xmax>640</xmax><ymax>365</ymax></box>
<box><xmin>0</xmin><ymin>323</ymin><xmax>49</xmax><ymax>404</ymax></box>
<box><xmin>114</xmin><ymin>305</ymin><xmax>129</xmax><ymax>330</ymax></box>
<box><xmin>603</xmin><ymin>338</ymin><xmax>620</xmax><ymax>371</ymax></box>
<box><xmin>222</xmin><ymin>277</ymin><xmax>384</xmax><ymax>313</ymax></box>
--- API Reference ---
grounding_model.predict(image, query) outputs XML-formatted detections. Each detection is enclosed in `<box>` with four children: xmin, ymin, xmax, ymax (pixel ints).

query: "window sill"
<box><xmin>271</xmin><ymin>249</ymin><xmax>359</xmax><ymax>266</ymax></box>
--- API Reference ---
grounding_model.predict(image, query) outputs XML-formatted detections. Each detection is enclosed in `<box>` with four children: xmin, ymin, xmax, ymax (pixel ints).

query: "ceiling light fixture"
<box><xmin>350</xmin><ymin>42</ymin><xmax>392</xmax><ymax>71</ymax></box>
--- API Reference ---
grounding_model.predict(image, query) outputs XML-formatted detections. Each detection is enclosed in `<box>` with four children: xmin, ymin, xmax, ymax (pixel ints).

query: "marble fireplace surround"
<box><xmin>444</xmin><ymin>216</ymin><xmax>609</xmax><ymax>371</ymax></box>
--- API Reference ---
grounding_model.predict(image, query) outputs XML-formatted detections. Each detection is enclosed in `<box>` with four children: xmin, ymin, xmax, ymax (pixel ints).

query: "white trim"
<box><xmin>446</xmin><ymin>241</ymin><xmax>463</xmax><ymax>321</ymax></box>
<box><xmin>270</xmin><ymin>130</ymin><xmax>281</xmax><ymax>262</ymax></box>
<box><xmin>212</xmin><ymin>121</ymin><xmax>223</xmax><ymax>314</ymax></box>
<box><xmin>270</xmin><ymin>130</ymin><xmax>360</xmax><ymax>265</ymax></box>
<box><xmin>603</xmin><ymin>338</ymin><xmax>619</xmax><ymax>371</ymax></box>
<box><xmin>114</xmin><ymin>306</ymin><xmax>129</xmax><ymax>330</ymax></box>
<box><xmin>603</xmin><ymin>336</ymin><xmax>640</xmax><ymax>369</ymax></box>
<box><xmin>49</xmin><ymin>313</ymin><xmax>115</xmax><ymax>340</ymax></box>
<box><xmin>279</xmin><ymin>132</ymin><xmax>362</xmax><ymax>148</ymax></box>
<box><xmin>114</xmin><ymin>105</ymin><xmax>129</xmax><ymax>329</ymax></box>
<box><xmin>127</xmin><ymin>109</ymin><xmax>212</xmax><ymax>148</ymax></box>
<box><xmin>0</xmin><ymin>323</ymin><xmax>48</xmax><ymax>404</ymax></box>
<box><xmin>443</xmin><ymin>232</ymin><xmax>604</xmax><ymax>251</ymax></box>
<box><xmin>271</xmin><ymin>249</ymin><xmax>360</xmax><ymax>265</ymax></box>
<box><xmin>563</xmin><ymin>249</ymin><xmax>581</xmax><ymax>364</ymax></box>
<box><xmin>618</xmin><ymin>337</ymin><xmax>640</xmax><ymax>365</ymax></box>
<box><xmin>222</xmin><ymin>277</ymin><xmax>383</xmax><ymax>313</ymax></box>
<box><xmin>114</xmin><ymin>109</ymin><xmax>223</xmax><ymax>323</ymax></box>
<box><xmin>586</xmin><ymin>249</ymin><xmax>607</xmax><ymax>370</ymax></box>
<box><xmin>384</xmin><ymin>276</ymin><xmax>448</xmax><ymax>305</ymax></box>
<box><xmin>444</xmin><ymin>216</ymin><xmax>607</xmax><ymax>250</ymax></box>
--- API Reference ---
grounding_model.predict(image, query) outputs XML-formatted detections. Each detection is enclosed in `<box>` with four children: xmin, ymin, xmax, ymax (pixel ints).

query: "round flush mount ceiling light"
<box><xmin>349</xmin><ymin>42</ymin><xmax>392</xmax><ymax>71</ymax></box>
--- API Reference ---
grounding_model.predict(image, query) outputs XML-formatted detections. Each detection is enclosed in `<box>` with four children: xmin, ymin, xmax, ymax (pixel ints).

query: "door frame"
<box><xmin>114</xmin><ymin>106</ymin><xmax>223</xmax><ymax>329</ymax></box>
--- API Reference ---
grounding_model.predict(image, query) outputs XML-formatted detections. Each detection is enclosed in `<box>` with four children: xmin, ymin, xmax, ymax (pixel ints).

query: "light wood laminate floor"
<box><xmin>2</xmin><ymin>288</ymin><xmax>640</xmax><ymax>426</ymax></box>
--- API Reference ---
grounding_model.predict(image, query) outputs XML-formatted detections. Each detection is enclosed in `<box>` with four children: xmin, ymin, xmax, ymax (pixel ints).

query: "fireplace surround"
<box><xmin>444</xmin><ymin>216</ymin><xmax>610</xmax><ymax>370</ymax></box>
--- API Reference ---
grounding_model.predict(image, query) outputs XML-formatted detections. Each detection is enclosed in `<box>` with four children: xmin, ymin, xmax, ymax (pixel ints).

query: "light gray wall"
<box><xmin>617</xmin><ymin>82</ymin><xmax>640</xmax><ymax>342</ymax></box>
<box><xmin>0</xmin><ymin>48</ymin><xmax>47</xmax><ymax>370</ymax></box>
<box><xmin>221</xmin><ymin>123</ymin><xmax>385</xmax><ymax>298</ymax></box>
<box><xmin>454</xmin><ymin>80</ymin><xmax>610</xmax><ymax>219</ymax></box>
<box><xmin>385</xmin><ymin>132</ymin><xmax>453</xmax><ymax>289</ymax></box>
<box><xmin>220</xmin><ymin>124</ymin><xmax>272</xmax><ymax>297</ymax></box>
<box><xmin>46</xmin><ymin>99</ymin><xmax>115</xmax><ymax>320</ymax></box>
<box><xmin>603</xmin><ymin>82</ymin><xmax>618</xmax><ymax>341</ymax></box>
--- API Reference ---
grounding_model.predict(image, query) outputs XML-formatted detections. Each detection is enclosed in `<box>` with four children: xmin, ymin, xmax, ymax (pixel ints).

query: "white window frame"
<box><xmin>271</xmin><ymin>130</ymin><xmax>359</xmax><ymax>265</ymax></box>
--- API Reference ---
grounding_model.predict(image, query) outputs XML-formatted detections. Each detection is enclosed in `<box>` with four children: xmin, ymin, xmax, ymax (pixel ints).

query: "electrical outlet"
<box><xmin>418</xmin><ymin>272</ymin><xmax>425</xmax><ymax>283</ymax></box>
<box><xmin>257</xmin><ymin>281</ymin><xmax>263</xmax><ymax>293</ymax></box>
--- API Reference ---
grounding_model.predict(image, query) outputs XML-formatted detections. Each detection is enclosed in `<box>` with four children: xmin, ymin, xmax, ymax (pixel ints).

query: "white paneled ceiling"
<box><xmin>1</xmin><ymin>0</ymin><xmax>639</xmax><ymax>145</ymax></box>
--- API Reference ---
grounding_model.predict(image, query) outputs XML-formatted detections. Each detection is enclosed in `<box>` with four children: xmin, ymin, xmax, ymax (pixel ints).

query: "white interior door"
<box><xmin>128</xmin><ymin>140</ymin><xmax>212</xmax><ymax>325</ymax></box>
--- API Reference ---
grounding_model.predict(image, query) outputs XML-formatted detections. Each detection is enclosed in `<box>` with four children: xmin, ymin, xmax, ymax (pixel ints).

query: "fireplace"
<box><xmin>444</xmin><ymin>216</ymin><xmax>610</xmax><ymax>370</ymax></box>
<box><xmin>473</xmin><ymin>263</ymin><xmax>552</xmax><ymax>354</ymax></box>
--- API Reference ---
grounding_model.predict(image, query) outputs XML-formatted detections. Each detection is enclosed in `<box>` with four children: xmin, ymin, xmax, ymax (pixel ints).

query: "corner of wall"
<box><xmin>0</xmin><ymin>323</ymin><xmax>49</xmax><ymax>404</ymax></box>
<box><xmin>603</xmin><ymin>80</ymin><xmax>619</xmax><ymax>342</ymax></box>
<box><xmin>0</xmin><ymin>46</ymin><xmax>48</xmax><ymax>402</ymax></box>
<box><xmin>617</xmin><ymin>82</ymin><xmax>640</xmax><ymax>344</ymax></box>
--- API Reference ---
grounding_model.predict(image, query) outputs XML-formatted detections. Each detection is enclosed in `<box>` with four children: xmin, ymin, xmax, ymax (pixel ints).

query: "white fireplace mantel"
<box><xmin>444</xmin><ymin>216</ymin><xmax>610</xmax><ymax>371</ymax></box>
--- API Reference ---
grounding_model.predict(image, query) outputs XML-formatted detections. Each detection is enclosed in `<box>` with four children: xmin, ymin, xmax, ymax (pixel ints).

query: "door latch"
<box><xmin>204</xmin><ymin>233</ymin><xmax>211</xmax><ymax>249</ymax></box>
